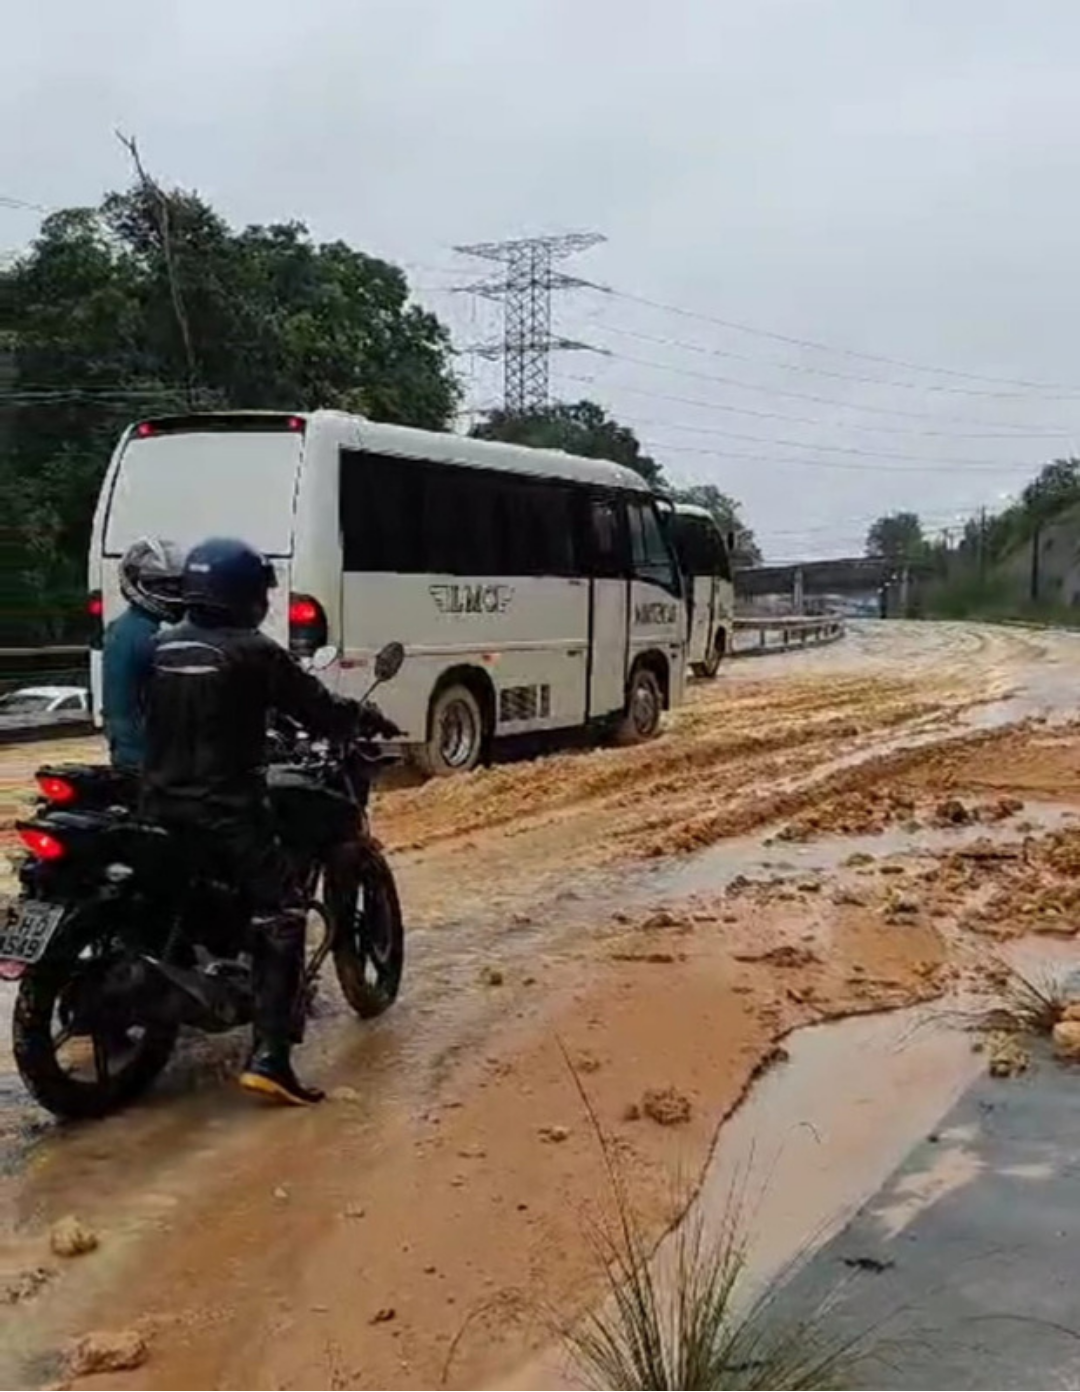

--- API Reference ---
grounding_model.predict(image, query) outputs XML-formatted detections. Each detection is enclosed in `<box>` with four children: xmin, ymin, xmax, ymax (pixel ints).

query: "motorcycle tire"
<box><xmin>326</xmin><ymin>841</ymin><xmax>404</xmax><ymax>1020</ymax></box>
<box><xmin>13</xmin><ymin>909</ymin><xmax>179</xmax><ymax>1121</ymax></box>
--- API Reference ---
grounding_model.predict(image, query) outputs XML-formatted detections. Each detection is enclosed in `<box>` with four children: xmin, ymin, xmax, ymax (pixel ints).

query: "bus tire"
<box><xmin>416</xmin><ymin>682</ymin><xmax>486</xmax><ymax>777</ymax></box>
<box><xmin>691</xmin><ymin>630</ymin><xmax>726</xmax><ymax>680</ymax></box>
<box><xmin>614</xmin><ymin>664</ymin><xmax>664</xmax><ymax>747</ymax></box>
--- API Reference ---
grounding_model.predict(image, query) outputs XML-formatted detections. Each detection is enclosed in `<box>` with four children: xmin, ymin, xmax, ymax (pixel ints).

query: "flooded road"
<box><xmin>2</xmin><ymin>620</ymin><xmax>1080</xmax><ymax>1389</ymax></box>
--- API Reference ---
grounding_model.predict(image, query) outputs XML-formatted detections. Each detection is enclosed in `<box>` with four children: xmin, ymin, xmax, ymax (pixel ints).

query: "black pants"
<box><xmin>149</xmin><ymin>798</ymin><xmax>305</xmax><ymax>1050</ymax></box>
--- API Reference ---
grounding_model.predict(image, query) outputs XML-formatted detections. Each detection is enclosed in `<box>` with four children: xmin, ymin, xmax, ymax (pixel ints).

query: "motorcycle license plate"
<box><xmin>0</xmin><ymin>901</ymin><xmax>66</xmax><ymax>965</ymax></box>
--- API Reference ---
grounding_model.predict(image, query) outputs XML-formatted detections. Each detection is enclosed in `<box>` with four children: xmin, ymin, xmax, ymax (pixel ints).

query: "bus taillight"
<box><xmin>288</xmin><ymin>594</ymin><xmax>327</xmax><ymax>656</ymax></box>
<box><xmin>87</xmin><ymin>590</ymin><xmax>104</xmax><ymax>650</ymax></box>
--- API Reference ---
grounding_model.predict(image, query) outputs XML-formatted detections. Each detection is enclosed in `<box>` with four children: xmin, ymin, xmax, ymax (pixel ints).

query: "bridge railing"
<box><xmin>731</xmin><ymin>614</ymin><xmax>846</xmax><ymax>658</ymax></box>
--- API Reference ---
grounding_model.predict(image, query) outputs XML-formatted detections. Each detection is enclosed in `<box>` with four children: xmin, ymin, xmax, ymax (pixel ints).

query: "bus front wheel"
<box><xmin>417</xmin><ymin>683</ymin><xmax>485</xmax><ymax>776</ymax></box>
<box><xmin>614</xmin><ymin>666</ymin><xmax>664</xmax><ymax>747</ymax></box>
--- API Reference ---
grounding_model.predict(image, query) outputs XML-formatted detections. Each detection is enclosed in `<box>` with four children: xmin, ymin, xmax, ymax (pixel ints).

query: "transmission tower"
<box><xmin>454</xmin><ymin>232</ymin><xmax>605</xmax><ymax>415</ymax></box>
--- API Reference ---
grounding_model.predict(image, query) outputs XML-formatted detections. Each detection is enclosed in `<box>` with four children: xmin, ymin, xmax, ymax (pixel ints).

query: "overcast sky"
<box><xmin>5</xmin><ymin>0</ymin><xmax>1080</xmax><ymax>559</ymax></box>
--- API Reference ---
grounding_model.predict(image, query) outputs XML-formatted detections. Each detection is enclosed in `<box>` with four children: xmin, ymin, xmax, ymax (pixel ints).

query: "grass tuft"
<box><xmin>557</xmin><ymin>1044</ymin><xmax>867</xmax><ymax>1390</ymax></box>
<box><xmin>979</xmin><ymin>961</ymin><xmax>1073</xmax><ymax>1037</ymax></box>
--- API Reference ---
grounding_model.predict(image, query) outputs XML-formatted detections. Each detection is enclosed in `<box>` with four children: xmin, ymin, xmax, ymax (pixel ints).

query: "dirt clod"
<box><xmin>65</xmin><ymin>1329</ymin><xmax>148</xmax><ymax>1378</ymax></box>
<box><xmin>50</xmin><ymin>1215</ymin><xmax>98</xmax><ymax>1258</ymax></box>
<box><xmin>538</xmin><ymin>1124</ymin><xmax>570</xmax><ymax>1144</ymax></box>
<box><xmin>987</xmin><ymin>1032</ymin><xmax>1030</xmax><ymax>1078</ymax></box>
<box><xmin>641</xmin><ymin>1087</ymin><xmax>693</xmax><ymax>1126</ymax></box>
<box><xmin>480</xmin><ymin>965</ymin><xmax>504</xmax><ymax>987</ymax></box>
<box><xmin>934</xmin><ymin>797</ymin><xmax>973</xmax><ymax>826</ymax></box>
<box><xmin>370</xmin><ymin>1307</ymin><xmax>397</xmax><ymax>1325</ymax></box>
<box><xmin>330</xmin><ymin>1085</ymin><xmax>361</xmax><ymax>1104</ymax></box>
<box><xmin>2</xmin><ymin>1266</ymin><xmax>54</xmax><ymax>1305</ymax></box>
<box><xmin>1053</xmin><ymin>1020</ymin><xmax>1080</xmax><ymax>1060</ymax></box>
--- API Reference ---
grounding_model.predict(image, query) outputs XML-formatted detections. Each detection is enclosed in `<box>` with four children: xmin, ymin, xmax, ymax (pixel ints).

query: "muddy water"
<box><xmin>499</xmin><ymin>1005</ymin><xmax>983</xmax><ymax>1391</ymax></box>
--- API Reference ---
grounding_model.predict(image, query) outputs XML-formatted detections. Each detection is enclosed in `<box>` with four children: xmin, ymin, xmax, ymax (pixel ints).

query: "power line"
<box><xmin>0</xmin><ymin>195</ymin><xmax>51</xmax><ymax>215</ymax></box>
<box><xmin>453</xmin><ymin>233</ymin><xmax>605</xmax><ymax>413</ymax></box>
<box><xmin>586</xmin><ymin>283</ymin><xmax>1080</xmax><ymax>394</ymax></box>
<box><xmin>571</xmin><ymin>318</ymin><xmax>1080</xmax><ymax>417</ymax></box>
<box><xmin>643</xmin><ymin>437</ymin><xmax>1024</xmax><ymax>475</ymax></box>
<box><xmin>557</xmin><ymin>369</ymin><xmax>1077</xmax><ymax>443</ymax></box>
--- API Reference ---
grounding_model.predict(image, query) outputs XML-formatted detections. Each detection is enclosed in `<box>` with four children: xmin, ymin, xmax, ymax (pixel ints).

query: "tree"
<box><xmin>473</xmin><ymin>400</ymin><xmax>664</xmax><ymax>486</ymax></box>
<box><xmin>2</xmin><ymin>181</ymin><xmax>461</xmax><ymax>642</ymax></box>
<box><xmin>1020</xmin><ymin>457</ymin><xmax>1080</xmax><ymax>524</ymax></box>
<box><xmin>865</xmin><ymin>511</ymin><xmax>926</xmax><ymax>564</ymax></box>
<box><xmin>670</xmin><ymin>483</ymin><xmax>762</xmax><ymax>568</ymax></box>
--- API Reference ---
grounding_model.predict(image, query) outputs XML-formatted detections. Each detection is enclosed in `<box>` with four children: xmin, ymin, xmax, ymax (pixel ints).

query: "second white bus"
<box><xmin>662</xmin><ymin>503</ymin><xmax>735</xmax><ymax>678</ymax></box>
<box><xmin>88</xmin><ymin>410</ymin><xmax>688</xmax><ymax>774</ymax></box>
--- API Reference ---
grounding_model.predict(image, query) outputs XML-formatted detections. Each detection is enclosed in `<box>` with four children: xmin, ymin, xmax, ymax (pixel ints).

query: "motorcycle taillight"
<box><xmin>36</xmin><ymin>775</ymin><xmax>77</xmax><ymax>806</ymax></box>
<box><xmin>17</xmin><ymin>827</ymin><xmax>66</xmax><ymax>861</ymax></box>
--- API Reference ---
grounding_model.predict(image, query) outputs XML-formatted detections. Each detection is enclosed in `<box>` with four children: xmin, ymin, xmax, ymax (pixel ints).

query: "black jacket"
<box><xmin>142</xmin><ymin>619</ymin><xmax>359</xmax><ymax>812</ymax></box>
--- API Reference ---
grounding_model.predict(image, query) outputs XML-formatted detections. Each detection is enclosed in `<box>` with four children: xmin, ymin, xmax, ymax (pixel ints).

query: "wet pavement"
<box><xmin>773</xmin><ymin>1037</ymin><xmax>1080</xmax><ymax>1390</ymax></box>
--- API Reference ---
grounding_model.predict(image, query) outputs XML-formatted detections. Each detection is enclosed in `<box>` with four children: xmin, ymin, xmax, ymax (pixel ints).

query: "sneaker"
<box><xmin>239</xmin><ymin>1049</ymin><xmax>325</xmax><ymax>1106</ymax></box>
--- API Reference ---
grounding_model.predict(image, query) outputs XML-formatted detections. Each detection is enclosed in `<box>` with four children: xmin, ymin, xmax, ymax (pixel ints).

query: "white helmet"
<box><xmin>119</xmin><ymin>537</ymin><xmax>186</xmax><ymax>621</ymax></box>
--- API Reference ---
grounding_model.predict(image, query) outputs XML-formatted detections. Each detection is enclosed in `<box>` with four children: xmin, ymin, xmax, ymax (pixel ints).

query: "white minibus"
<box><xmin>660</xmin><ymin>503</ymin><xmax>735</xmax><ymax>678</ymax></box>
<box><xmin>88</xmin><ymin>410</ymin><xmax>688</xmax><ymax>774</ymax></box>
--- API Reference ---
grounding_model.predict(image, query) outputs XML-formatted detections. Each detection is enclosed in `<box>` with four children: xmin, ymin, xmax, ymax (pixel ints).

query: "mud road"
<box><xmin>2</xmin><ymin>620</ymin><xmax>1080</xmax><ymax>1390</ymax></box>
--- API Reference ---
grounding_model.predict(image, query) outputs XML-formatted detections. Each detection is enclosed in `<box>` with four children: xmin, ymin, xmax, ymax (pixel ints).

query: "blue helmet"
<box><xmin>182</xmin><ymin>538</ymin><xmax>276</xmax><ymax>628</ymax></box>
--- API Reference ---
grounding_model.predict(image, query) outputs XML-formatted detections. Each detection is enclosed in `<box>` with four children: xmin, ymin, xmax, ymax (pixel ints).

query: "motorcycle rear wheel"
<box><xmin>13</xmin><ymin>909</ymin><xmax>179</xmax><ymax>1121</ymax></box>
<box><xmin>326</xmin><ymin>842</ymin><xmax>404</xmax><ymax>1019</ymax></box>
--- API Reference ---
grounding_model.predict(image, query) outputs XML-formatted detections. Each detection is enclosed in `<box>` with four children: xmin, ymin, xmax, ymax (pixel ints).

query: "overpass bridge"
<box><xmin>735</xmin><ymin>555</ymin><xmax>932</xmax><ymax>613</ymax></box>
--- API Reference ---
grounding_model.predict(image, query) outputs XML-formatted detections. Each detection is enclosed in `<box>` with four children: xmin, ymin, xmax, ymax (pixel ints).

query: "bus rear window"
<box><xmin>104</xmin><ymin>430</ymin><xmax>303</xmax><ymax>557</ymax></box>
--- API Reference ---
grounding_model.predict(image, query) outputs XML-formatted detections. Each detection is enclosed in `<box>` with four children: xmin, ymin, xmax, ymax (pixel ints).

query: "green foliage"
<box><xmin>474</xmin><ymin>400</ymin><xmax>665</xmax><ymax>484</ymax></box>
<box><xmin>669</xmin><ymin>483</ymin><xmax>762</xmax><ymax>567</ymax></box>
<box><xmin>920</xmin><ymin>456</ymin><xmax>1080</xmax><ymax>622</ymax></box>
<box><xmin>2</xmin><ymin>184</ymin><xmax>460</xmax><ymax>643</ymax></box>
<box><xmin>864</xmin><ymin>511</ymin><xmax>927</xmax><ymax>564</ymax></box>
<box><xmin>475</xmin><ymin>403</ymin><xmax>761</xmax><ymax>565</ymax></box>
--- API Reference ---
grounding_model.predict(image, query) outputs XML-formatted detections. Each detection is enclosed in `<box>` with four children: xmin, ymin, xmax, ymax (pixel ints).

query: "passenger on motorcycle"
<box><xmin>141</xmin><ymin>537</ymin><xmax>399</xmax><ymax>1106</ymax></box>
<box><xmin>102</xmin><ymin>537</ymin><xmax>185</xmax><ymax>770</ymax></box>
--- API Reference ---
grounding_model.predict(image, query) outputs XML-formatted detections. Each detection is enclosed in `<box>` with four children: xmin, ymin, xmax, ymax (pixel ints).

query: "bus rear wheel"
<box><xmin>417</xmin><ymin>683</ymin><xmax>485</xmax><ymax>776</ymax></box>
<box><xmin>614</xmin><ymin>666</ymin><xmax>663</xmax><ymax>747</ymax></box>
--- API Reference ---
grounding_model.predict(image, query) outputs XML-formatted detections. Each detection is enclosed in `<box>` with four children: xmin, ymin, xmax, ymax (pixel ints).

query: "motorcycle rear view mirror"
<box><xmin>307</xmin><ymin>645</ymin><xmax>339</xmax><ymax>673</ymax></box>
<box><xmin>374</xmin><ymin>641</ymin><xmax>405</xmax><ymax>683</ymax></box>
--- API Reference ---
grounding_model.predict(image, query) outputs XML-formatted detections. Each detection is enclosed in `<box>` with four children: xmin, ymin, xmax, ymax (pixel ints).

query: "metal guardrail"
<box><xmin>0</xmin><ymin>620</ymin><xmax>846</xmax><ymax>747</ymax></box>
<box><xmin>731</xmin><ymin>615</ymin><xmax>846</xmax><ymax>658</ymax></box>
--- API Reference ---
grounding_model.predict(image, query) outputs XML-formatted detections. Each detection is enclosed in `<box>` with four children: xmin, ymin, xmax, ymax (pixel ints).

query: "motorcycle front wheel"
<box><xmin>13</xmin><ymin>908</ymin><xmax>179</xmax><ymax>1121</ymax></box>
<box><xmin>325</xmin><ymin>841</ymin><xmax>404</xmax><ymax>1019</ymax></box>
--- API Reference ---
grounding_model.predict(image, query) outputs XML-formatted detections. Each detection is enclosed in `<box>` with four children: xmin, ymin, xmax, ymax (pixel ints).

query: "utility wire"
<box><xmin>586</xmin><ymin>283</ymin><xmax>1080</xmax><ymax>394</ymax></box>
<box><xmin>557</xmin><ymin>369</ymin><xmax>1076</xmax><ymax>443</ymax></box>
<box><xmin>569</xmin><ymin>319</ymin><xmax>1080</xmax><ymax>419</ymax></box>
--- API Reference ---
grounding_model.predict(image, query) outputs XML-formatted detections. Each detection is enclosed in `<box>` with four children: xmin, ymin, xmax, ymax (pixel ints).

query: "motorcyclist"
<box><xmin>140</xmin><ymin>536</ymin><xmax>400</xmax><ymax>1106</ymax></box>
<box><xmin>102</xmin><ymin>537</ymin><xmax>185</xmax><ymax>770</ymax></box>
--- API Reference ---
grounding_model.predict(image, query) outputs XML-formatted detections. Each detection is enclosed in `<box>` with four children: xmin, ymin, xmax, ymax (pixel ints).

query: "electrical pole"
<box><xmin>1031</xmin><ymin>521</ymin><xmax>1042</xmax><ymax>604</ymax></box>
<box><xmin>454</xmin><ymin>233</ymin><xmax>605</xmax><ymax>415</ymax></box>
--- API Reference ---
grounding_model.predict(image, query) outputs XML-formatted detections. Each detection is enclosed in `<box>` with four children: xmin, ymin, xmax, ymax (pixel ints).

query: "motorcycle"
<box><xmin>1</xmin><ymin>642</ymin><xmax>407</xmax><ymax>1120</ymax></box>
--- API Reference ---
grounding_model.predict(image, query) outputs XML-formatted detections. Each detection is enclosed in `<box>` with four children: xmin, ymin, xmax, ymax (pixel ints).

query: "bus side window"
<box><xmin>587</xmin><ymin>495</ymin><xmax>626</xmax><ymax>578</ymax></box>
<box><xmin>340</xmin><ymin>449</ymin><xmax>423</xmax><ymax>573</ymax></box>
<box><xmin>628</xmin><ymin>500</ymin><xmax>680</xmax><ymax>594</ymax></box>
